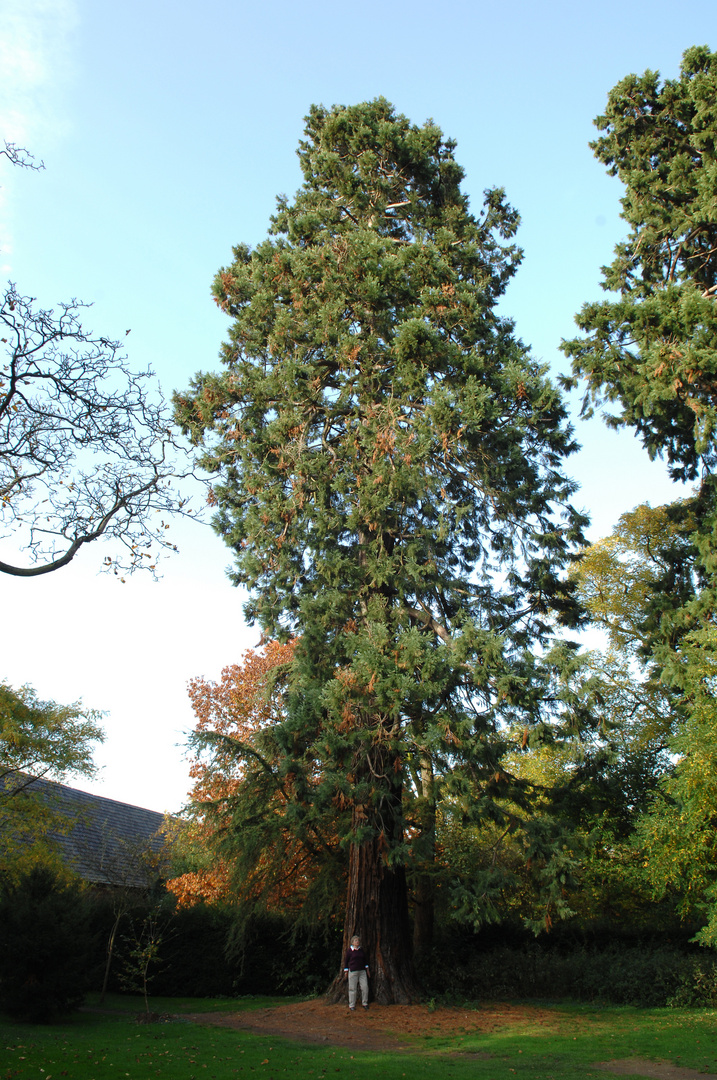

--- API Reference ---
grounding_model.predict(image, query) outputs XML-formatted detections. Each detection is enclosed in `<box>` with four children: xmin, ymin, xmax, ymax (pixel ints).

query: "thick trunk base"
<box><xmin>326</xmin><ymin>834</ymin><xmax>419</xmax><ymax>1005</ymax></box>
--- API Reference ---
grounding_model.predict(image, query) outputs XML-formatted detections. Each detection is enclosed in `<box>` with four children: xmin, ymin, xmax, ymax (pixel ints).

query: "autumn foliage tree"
<box><xmin>168</xmin><ymin>639</ymin><xmax>344</xmax><ymax>922</ymax></box>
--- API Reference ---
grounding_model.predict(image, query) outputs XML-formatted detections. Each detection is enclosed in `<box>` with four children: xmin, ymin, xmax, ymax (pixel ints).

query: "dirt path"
<box><xmin>180</xmin><ymin>999</ymin><xmax>717</xmax><ymax>1079</ymax></box>
<box><xmin>593</xmin><ymin>1063</ymin><xmax>717</xmax><ymax>1080</ymax></box>
<box><xmin>181</xmin><ymin>999</ymin><xmax>560</xmax><ymax>1052</ymax></box>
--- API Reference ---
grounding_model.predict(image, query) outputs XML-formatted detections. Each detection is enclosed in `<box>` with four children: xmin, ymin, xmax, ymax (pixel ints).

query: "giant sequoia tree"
<box><xmin>176</xmin><ymin>101</ymin><xmax>585</xmax><ymax>1002</ymax></box>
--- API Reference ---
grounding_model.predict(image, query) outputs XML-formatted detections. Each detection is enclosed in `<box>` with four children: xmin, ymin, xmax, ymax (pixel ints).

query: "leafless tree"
<box><xmin>0</xmin><ymin>143</ymin><xmax>196</xmax><ymax>577</ymax></box>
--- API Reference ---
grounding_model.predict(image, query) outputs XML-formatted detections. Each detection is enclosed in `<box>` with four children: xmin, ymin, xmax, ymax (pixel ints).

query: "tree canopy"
<box><xmin>562</xmin><ymin>46</ymin><xmax>717</xmax><ymax>689</ymax></box>
<box><xmin>0</xmin><ymin>681</ymin><xmax>104</xmax><ymax>875</ymax></box>
<box><xmin>562</xmin><ymin>46</ymin><xmax>717</xmax><ymax>951</ymax></box>
<box><xmin>562</xmin><ymin>45</ymin><xmax>717</xmax><ymax>482</ymax></box>
<box><xmin>0</xmin><ymin>681</ymin><xmax>104</xmax><ymax>787</ymax></box>
<box><xmin>166</xmin><ymin>640</ymin><xmax>339</xmax><ymax>916</ymax></box>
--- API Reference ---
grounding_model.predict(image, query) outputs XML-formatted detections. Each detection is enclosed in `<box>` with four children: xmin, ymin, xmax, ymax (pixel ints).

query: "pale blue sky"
<box><xmin>1</xmin><ymin>0</ymin><xmax>715</xmax><ymax>811</ymax></box>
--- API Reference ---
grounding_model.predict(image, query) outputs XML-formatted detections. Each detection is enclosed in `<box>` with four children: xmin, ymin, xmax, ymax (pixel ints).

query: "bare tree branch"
<box><xmin>0</xmin><ymin>284</ymin><xmax>198</xmax><ymax>577</ymax></box>
<box><xmin>1</xmin><ymin>142</ymin><xmax>45</xmax><ymax>172</ymax></box>
<box><xmin>0</xmin><ymin>142</ymin><xmax>203</xmax><ymax>577</ymax></box>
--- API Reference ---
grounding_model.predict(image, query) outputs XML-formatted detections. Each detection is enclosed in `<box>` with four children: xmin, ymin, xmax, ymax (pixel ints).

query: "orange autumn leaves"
<box><xmin>168</xmin><ymin>639</ymin><xmax>342</xmax><ymax>916</ymax></box>
<box><xmin>167</xmin><ymin>639</ymin><xmax>296</xmax><ymax>908</ymax></box>
<box><xmin>187</xmin><ymin>638</ymin><xmax>296</xmax><ymax>803</ymax></box>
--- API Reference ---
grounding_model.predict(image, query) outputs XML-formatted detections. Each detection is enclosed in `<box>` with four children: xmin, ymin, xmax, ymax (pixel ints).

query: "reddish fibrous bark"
<box><xmin>327</xmin><ymin>742</ymin><xmax>419</xmax><ymax>1005</ymax></box>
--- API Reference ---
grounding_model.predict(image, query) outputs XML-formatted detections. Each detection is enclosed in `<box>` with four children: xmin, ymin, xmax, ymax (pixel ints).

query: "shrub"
<box><xmin>0</xmin><ymin>865</ymin><xmax>94</xmax><ymax>1022</ymax></box>
<box><xmin>226</xmin><ymin>913</ymin><xmax>339</xmax><ymax>997</ymax></box>
<box><xmin>151</xmin><ymin>904</ymin><xmax>236</xmax><ymax>997</ymax></box>
<box><xmin>420</xmin><ymin>933</ymin><xmax>717</xmax><ymax>1007</ymax></box>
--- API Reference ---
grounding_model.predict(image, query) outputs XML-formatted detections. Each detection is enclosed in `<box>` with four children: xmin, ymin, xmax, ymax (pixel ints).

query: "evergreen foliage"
<box><xmin>169</xmin><ymin>641</ymin><xmax>346</xmax><ymax>932</ymax></box>
<box><xmin>561</xmin><ymin>45</ymin><xmax>717</xmax><ymax>676</ymax></box>
<box><xmin>423</xmin><ymin>935</ymin><xmax>715</xmax><ymax>1007</ymax></box>
<box><xmin>563</xmin><ymin>46</ymin><xmax>717</xmax><ymax>950</ymax></box>
<box><xmin>176</xmin><ymin>99</ymin><xmax>587</xmax><ymax>1000</ymax></box>
<box><xmin>0</xmin><ymin>865</ymin><xmax>93</xmax><ymax>1022</ymax></box>
<box><xmin>562</xmin><ymin>45</ymin><xmax>717</xmax><ymax>482</ymax></box>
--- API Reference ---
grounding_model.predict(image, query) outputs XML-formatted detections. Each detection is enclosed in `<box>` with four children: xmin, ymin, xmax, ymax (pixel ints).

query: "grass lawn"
<box><xmin>2</xmin><ymin>996</ymin><xmax>717</xmax><ymax>1080</ymax></box>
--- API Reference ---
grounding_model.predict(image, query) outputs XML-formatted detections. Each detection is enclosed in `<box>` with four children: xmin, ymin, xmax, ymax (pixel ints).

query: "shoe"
<box><xmin>363</xmin><ymin>1004</ymin><xmax>369</xmax><ymax>1010</ymax></box>
<box><xmin>349</xmin><ymin>1006</ymin><xmax>355</xmax><ymax>1011</ymax></box>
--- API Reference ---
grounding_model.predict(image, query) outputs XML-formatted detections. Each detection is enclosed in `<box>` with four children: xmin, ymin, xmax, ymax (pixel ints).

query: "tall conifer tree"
<box><xmin>176</xmin><ymin>100</ymin><xmax>585</xmax><ymax>1002</ymax></box>
<box><xmin>562</xmin><ymin>46</ymin><xmax>717</xmax><ymax>484</ymax></box>
<box><xmin>562</xmin><ymin>46</ymin><xmax>717</xmax><ymax>669</ymax></box>
<box><xmin>562</xmin><ymin>47</ymin><xmax>717</xmax><ymax>946</ymax></box>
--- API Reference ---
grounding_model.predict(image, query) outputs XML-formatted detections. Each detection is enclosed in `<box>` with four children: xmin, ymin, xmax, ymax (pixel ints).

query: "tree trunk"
<box><xmin>99</xmin><ymin>907</ymin><xmax>124</xmax><ymax>1004</ymax></box>
<box><xmin>327</xmin><ymin>805</ymin><xmax>419</xmax><ymax>1004</ymax></box>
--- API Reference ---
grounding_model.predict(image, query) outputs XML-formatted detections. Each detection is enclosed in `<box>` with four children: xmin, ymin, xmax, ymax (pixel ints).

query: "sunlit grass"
<box><xmin>84</xmin><ymin>990</ymin><xmax>306</xmax><ymax>1013</ymax></box>
<box><xmin>2</xmin><ymin>998</ymin><xmax>717</xmax><ymax>1080</ymax></box>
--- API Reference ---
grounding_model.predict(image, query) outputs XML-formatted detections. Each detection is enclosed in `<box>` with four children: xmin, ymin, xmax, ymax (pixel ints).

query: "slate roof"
<box><xmin>4</xmin><ymin>774</ymin><xmax>169</xmax><ymax>889</ymax></box>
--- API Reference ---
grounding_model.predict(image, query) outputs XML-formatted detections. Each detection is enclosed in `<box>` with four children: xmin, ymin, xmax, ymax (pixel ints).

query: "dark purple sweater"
<box><xmin>344</xmin><ymin>946</ymin><xmax>369</xmax><ymax>972</ymax></box>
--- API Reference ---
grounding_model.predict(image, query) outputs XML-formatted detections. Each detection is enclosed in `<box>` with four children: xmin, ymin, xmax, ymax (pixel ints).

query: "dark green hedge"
<box><xmin>84</xmin><ymin>891</ymin><xmax>717</xmax><ymax>1006</ymax></box>
<box><xmin>0</xmin><ymin>867</ymin><xmax>95</xmax><ymax>1022</ymax></box>
<box><xmin>420</xmin><ymin>937</ymin><xmax>717</xmax><ymax>1007</ymax></box>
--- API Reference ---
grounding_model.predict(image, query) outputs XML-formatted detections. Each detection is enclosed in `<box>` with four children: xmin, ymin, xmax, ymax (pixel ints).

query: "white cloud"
<box><xmin>0</xmin><ymin>0</ymin><xmax>78</xmax><ymax>143</ymax></box>
<box><xmin>0</xmin><ymin>0</ymin><xmax>78</xmax><ymax>263</ymax></box>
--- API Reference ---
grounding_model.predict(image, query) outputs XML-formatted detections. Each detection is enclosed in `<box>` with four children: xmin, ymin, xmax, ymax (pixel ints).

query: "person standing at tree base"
<box><xmin>343</xmin><ymin>935</ymin><xmax>370</xmax><ymax>1010</ymax></box>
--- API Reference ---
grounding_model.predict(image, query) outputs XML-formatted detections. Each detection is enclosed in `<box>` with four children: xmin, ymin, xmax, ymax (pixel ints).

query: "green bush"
<box><xmin>0</xmin><ymin>866</ymin><xmax>94</xmax><ymax>1022</ymax></box>
<box><xmin>226</xmin><ymin>913</ymin><xmax>340</xmax><ymax>997</ymax></box>
<box><xmin>421</xmin><ymin>934</ymin><xmax>717</xmax><ymax>1007</ymax></box>
<box><xmin>151</xmin><ymin>904</ymin><xmax>236</xmax><ymax>997</ymax></box>
<box><xmin>667</xmin><ymin>961</ymin><xmax>717</xmax><ymax>1007</ymax></box>
<box><xmin>87</xmin><ymin>900</ymin><xmax>339</xmax><ymax>999</ymax></box>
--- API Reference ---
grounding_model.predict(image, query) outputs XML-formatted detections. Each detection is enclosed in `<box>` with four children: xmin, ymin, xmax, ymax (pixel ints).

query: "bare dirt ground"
<box><xmin>593</xmin><ymin>1065</ymin><xmax>717</xmax><ymax>1080</ymax></box>
<box><xmin>182</xmin><ymin>998</ymin><xmax>560</xmax><ymax>1052</ymax></box>
<box><xmin>181</xmin><ymin>999</ymin><xmax>717</xmax><ymax>1079</ymax></box>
